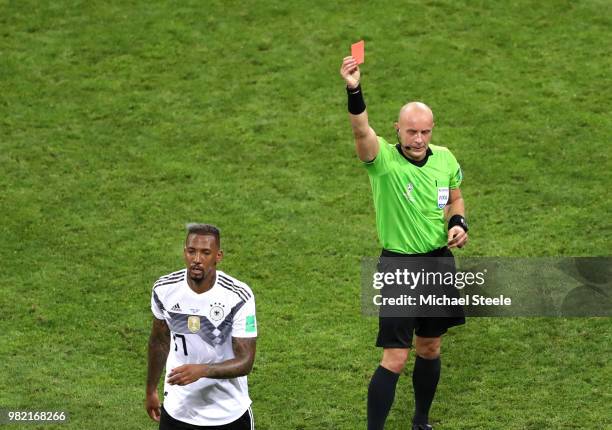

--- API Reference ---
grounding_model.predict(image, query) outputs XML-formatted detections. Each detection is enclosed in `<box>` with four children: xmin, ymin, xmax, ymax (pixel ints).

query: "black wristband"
<box><xmin>448</xmin><ymin>215</ymin><xmax>468</xmax><ymax>233</ymax></box>
<box><xmin>347</xmin><ymin>84</ymin><xmax>366</xmax><ymax>115</ymax></box>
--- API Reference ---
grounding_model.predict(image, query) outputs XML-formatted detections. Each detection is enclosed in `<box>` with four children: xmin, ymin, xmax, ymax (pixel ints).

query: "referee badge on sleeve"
<box><xmin>437</xmin><ymin>187</ymin><xmax>449</xmax><ymax>209</ymax></box>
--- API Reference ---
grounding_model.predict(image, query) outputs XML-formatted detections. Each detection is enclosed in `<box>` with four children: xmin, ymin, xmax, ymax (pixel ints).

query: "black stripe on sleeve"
<box><xmin>218</xmin><ymin>278</ymin><xmax>249</xmax><ymax>301</ymax></box>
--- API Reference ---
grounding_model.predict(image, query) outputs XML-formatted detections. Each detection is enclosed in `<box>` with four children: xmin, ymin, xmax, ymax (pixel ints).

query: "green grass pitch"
<box><xmin>0</xmin><ymin>1</ymin><xmax>610</xmax><ymax>429</ymax></box>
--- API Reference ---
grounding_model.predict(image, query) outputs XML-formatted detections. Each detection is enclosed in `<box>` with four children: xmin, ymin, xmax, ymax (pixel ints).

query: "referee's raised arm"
<box><xmin>340</xmin><ymin>56</ymin><xmax>379</xmax><ymax>162</ymax></box>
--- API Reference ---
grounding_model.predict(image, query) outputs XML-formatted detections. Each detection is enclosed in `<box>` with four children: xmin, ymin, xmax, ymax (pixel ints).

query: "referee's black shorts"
<box><xmin>160</xmin><ymin>405</ymin><xmax>254</xmax><ymax>430</ymax></box>
<box><xmin>376</xmin><ymin>247</ymin><xmax>466</xmax><ymax>349</ymax></box>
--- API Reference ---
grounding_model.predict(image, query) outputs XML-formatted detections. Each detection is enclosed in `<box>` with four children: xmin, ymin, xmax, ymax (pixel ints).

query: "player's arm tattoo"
<box><xmin>204</xmin><ymin>337</ymin><xmax>257</xmax><ymax>379</ymax></box>
<box><xmin>146</xmin><ymin>318</ymin><xmax>170</xmax><ymax>394</ymax></box>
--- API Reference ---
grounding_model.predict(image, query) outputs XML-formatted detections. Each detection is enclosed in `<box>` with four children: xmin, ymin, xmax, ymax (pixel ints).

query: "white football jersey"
<box><xmin>151</xmin><ymin>269</ymin><xmax>257</xmax><ymax>426</ymax></box>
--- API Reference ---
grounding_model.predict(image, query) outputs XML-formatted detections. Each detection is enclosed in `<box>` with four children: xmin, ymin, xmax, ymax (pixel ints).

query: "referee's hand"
<box><xmin>340</xmin><ymin>56</ymin><xmax>360</xmax><ymax>89</ymax></box>
<box><xmin>447</xmin><ymin>226</ymin><xmax>468</xmax><ymax>249</ymax></box>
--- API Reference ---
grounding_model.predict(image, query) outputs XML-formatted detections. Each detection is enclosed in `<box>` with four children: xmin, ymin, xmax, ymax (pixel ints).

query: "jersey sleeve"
<box><xmin>232</xmin><ymin>296</ymin><xmax>257</xmax><ymax>338</ymax></box>
<box><xmin>447</xmin><ymin>150</ymin><xmax>463</xmax><ymax>189</ymax></box>
<box><xmin>363</xmin><ymin>136</ymin><xmax>393</xmax><ymax>177</ymax></box>
<box><xmin>151</xmin><ymin>287</ymin><xmax>166</xmax><ymax>320</ymax></box>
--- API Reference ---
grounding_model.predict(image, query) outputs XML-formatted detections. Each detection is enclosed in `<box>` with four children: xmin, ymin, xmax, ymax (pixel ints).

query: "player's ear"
<box><xmin>394</xmin><ymin>121</ymin><xmax>399</xmax><ymax>133</ymax></box>
<box><xmin>216</xmin><ymin>249</ymin><xmax>224</xmax><ymax>264</ymax></box>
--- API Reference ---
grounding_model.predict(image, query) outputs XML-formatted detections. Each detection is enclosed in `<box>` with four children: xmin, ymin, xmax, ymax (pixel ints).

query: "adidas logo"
<box><xmin>170</xmin><ymin>303</ymin><xmax>182</xmax><ymax>311</ymax></box>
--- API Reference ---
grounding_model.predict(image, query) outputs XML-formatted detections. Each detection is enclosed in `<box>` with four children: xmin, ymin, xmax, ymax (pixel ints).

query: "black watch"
<box><xmin>448</xmin><ymin>215</ymin><xmax>468</xmax><ymax>233</ymax></box>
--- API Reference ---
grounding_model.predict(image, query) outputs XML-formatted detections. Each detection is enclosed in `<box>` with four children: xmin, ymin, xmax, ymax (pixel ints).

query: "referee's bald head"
<box><xmin>398</xmin><ymin>102</ymin><xmax>434</xmax><ymax>123</ymax></box>
<box><xmin>185</xmin><ymin>223</ymin><xmax>221</xmax><ymax>248</ymax></box>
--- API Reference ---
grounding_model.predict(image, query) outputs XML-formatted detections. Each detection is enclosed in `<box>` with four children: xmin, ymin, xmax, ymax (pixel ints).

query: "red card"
<box><xmin>351</xmin><ymin>40</ymin><xmax>365</xmax><ymax>64</ymax></box>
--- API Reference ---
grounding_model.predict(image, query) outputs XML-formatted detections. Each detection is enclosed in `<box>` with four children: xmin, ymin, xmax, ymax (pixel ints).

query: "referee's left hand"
<box><xmin>447</xmin><ymin>226</ymin><xmax>468</xmax><ymax>249</ymax></box>
<box><xmin>167</xmin><ymin>364</ymin><xmax>207</xmax><ymax>386</ymax></box>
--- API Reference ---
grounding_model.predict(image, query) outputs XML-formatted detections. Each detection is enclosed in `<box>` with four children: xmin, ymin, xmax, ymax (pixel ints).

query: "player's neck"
<box><xmin>187</xmin><ymin>271</ymin><xmax>216</xmax><ymax>294</ymax></box>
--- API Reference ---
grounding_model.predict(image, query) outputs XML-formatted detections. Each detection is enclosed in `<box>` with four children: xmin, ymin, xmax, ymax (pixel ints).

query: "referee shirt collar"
<box><xmin>395</xmin><ymin>144</ymin><xmax>433</xmax><ymax>168</ymax></box>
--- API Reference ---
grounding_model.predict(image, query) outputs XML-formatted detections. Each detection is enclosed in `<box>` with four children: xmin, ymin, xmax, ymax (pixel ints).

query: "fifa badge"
<box><xmin>437</xmin><ymin>187</ymin><xmax>449</xmax><ymax>209</ymax></box>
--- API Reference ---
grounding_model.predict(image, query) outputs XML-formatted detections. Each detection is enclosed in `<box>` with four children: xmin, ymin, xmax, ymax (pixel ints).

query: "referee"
<box><xmin>340</xmin><ymin>56</ymin><xmax>468</xmax><ymax>430</ymax></box>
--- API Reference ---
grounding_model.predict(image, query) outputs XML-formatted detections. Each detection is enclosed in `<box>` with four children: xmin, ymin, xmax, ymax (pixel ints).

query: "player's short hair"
<box><xmin>185</xmin><ymin>223</ymin><xmax>221</xmax><ymax>247</ymax></box>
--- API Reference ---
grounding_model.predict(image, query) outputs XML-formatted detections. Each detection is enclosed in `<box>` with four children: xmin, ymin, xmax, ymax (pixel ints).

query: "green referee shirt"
<box><xmin>364</xmin><ymin>136</ymin><xmax>463</xmax><ymax>254</ymax></box>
